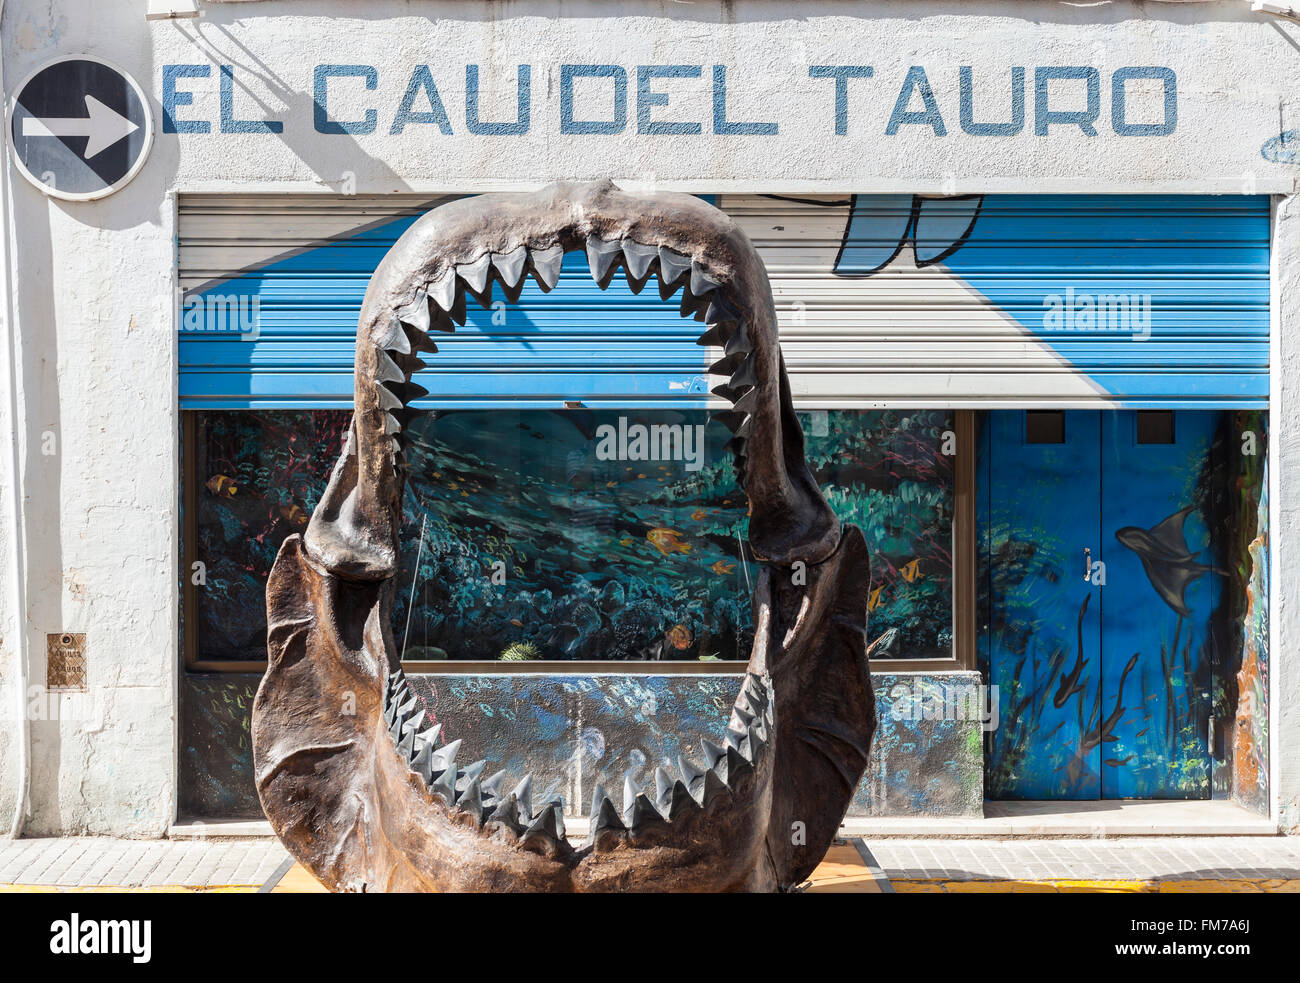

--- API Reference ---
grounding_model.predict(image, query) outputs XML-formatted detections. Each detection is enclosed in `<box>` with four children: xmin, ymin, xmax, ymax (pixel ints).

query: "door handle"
<box><xmin>1083</xmin><ymin>547</ymin><xmax>1092</xmax><ymax>581</ymax></box>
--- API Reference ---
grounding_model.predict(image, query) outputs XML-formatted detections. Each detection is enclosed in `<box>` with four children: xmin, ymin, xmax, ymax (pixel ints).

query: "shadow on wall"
<box><xmin>180</xmin><ymin>670</ymin><xmax>984</xmax><ymax>820</ymax></box>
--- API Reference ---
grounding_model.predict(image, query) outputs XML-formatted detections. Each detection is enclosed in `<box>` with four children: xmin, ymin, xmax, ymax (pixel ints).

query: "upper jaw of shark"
<box><xmin>254</xmin><ymin>180</ymin><xmax>876</xmax><ymax>893</ymax></box>
<box><xmin>305</xmin><ymin>178</ymin><xmax>841</xmax><ymax>583</ymax></box>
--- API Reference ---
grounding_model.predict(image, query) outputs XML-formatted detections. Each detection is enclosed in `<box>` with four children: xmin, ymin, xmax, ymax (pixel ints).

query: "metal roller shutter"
<box><xmin>178</xmin><ymin>193</ymin><xmax>1269</xmax><ymax>410</ymax></box>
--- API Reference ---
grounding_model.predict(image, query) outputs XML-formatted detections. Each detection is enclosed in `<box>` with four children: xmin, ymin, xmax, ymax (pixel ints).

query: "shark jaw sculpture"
<box><xmin>252</xmin><ymin>180</ymin><xmax>877</xmax><ymax>893</ymax></box>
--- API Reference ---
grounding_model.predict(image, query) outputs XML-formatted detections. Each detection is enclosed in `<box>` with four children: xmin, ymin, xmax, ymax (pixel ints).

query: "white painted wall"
<box><xmin>1</xmin><ymin>0</ymin><xmax>1298</xmax><ymax>834</ymax></box>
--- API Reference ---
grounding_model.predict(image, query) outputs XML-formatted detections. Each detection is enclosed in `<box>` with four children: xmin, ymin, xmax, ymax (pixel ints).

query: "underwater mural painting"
<box><xmin>189</xmin><ymin>407</ymin><xmax>954</xmax><ymax>663</ymax></box>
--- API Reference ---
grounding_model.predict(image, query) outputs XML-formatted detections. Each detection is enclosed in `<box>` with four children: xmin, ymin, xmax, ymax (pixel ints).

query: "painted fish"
<box><xmin>205</xmin><ymin>474</ymin><xmax>238</xmax><ymax>498</ymax></box>
<box><xmin>279</xmin><ymin>503</ymin><xmax>308</xmax><ymax>527</ymax></box>
<box><xmin>647</xmin><ymin>528</ymin><xmax>691</xmax><ymax>555</ymax></box>
<box><xmin>709</xmin><ymin>560</ymin><xmax>736</xmax><ymax>575</ymax></box>
<box><xmin>510</xmin><ymin>618</ymin><xmax>524</xmax><ymax>628</ymax></box>
<box><xmin>1115</xmin><ymin>506</ymin><xmax>1220</xmax><ymax>617</ymax></box>
<box><xmin>666</xmin><ymin>624</ymin><xmax>693</xmax><ymax>650</ymax></box>
<box><xmin>868</xmin><ymin>584</ymin><xmax>885</xmax><ymax>611</ymax></box>
<box><xmin>899</xmin><ymin>558</ymin><xmax>921</xmax><ymax>583</ymax></box>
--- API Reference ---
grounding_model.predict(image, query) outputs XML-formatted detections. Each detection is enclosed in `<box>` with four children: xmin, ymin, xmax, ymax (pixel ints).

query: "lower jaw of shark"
<box><xmin>251</xmin><ymin>180</ymin><xmax>876</xmax><ymax>893</ymax></box>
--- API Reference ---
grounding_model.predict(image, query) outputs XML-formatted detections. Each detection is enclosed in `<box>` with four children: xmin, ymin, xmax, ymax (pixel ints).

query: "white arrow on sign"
<box><xmin>22</xmin><ymin>94</ymin><xmax>139</xmax><ymax>160</ymax></box>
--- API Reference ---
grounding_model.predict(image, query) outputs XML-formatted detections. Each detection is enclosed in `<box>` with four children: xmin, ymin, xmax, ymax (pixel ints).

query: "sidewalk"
<box><xmin>1</xmin><ymin>835</ymin><xmax>1299</xmax><ymax>892</ymax></box>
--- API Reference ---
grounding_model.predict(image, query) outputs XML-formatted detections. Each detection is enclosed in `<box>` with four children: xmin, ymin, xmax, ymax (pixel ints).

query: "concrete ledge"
<box><xmin>170</xmin><ymin>818</ymin><xmax>274</xmax><ymax>840</ymax></box>
<box><xmin>842</xmin><ymin>800</ymin><xmax>1278</xmax><ymax>838</ymax></box>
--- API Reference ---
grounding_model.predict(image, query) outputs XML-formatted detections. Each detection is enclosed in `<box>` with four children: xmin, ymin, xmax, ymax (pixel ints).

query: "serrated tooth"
<box><xmin>457</xmin><ymin>778</ymin><xmax>484</xmax><ymax>823</ymax></box>
<box><xmin>488</xmin><ymin>791</ymin><xmax>522</xmax><ymax>830</ymax></box>
<box><xmin>511</xmin><ymin>775</ymin><xmax>533</xmax><ymax>820</ymax></box>
<box><xmin>627</xmin><ymin>792</ymin><xmax>667</xmax><ymax>831</ymax></box>
<box><xmin>712</xmin><ymin>411</ymin><xmax>748</xmax><ymax>435</ymax></box>
<box><xmin>377</xmin><ymin>384</ymin><xmax>404</xmax><ymax>412</ymax></box>
<box><xmin>552</xmin><ymin>804</ymin><xmax>567</xmax><ymax>840</ymax></box>
<box><xmin>664</xmin><ymin>780</ymin><xmax>697</xmax><ymax>821</ymax></box>
<box><xmin>398</xmin><ymin>292</ymin><xmax>431</xmax><ymax>334</ymax></box>
<box><xmin>727</xmin><ymin>740</ymin><xmax>754</xmax><ymax>772</ymax></box>
<box><xmin>731</xmin><ymin>388</ymin><xmax>758</xmax><ymax>416</ymax></box>
<box><xmin>416</xmin><ymin>723</ymin><xmax>442</xmax><ymax>748</ymax></box>
<box><xmin>696</xmin><ymin>322</ymin><xmax>734</xmax><ymax>348</ymax></box>
<box><xmin>723</xmin><ymin>320</ymin><xmax>750</xmax><ymax>356</ymax></box>
<box><xmin>458</xmin><ymin>253</ymin><xmax>492</xmax><ymax>294</ymax></box>
<box><xmin>701</xmin><ymin>738</ymin><xmax>727</xmax><ymax>771</ymax></box>
<box><xmin>658</xmin><ymin>246</ymin><xmax>691</xmax><ymax>287</ymax></box>
<box><xmin>677</xmin><ymin>754</ymin><xmax>706</xmax><ymax>793</ymax></box>
<box><xmin>383</xmin><ymin>412</ymin><xmax>402</xmax><ymax>436</ymax></box>
<box><xmin>456</xmin><ymin>759</ymin><xmax>486</xmax><ymax>790</ymax></box>
<box><xmin>428</xmin><ymin>269</ymin><xmax>457</xmax><ymax>312</ymax></box>
<box><xmin>375</xmin><ymin>348</ymin><xmax>406</xmax><ymax>384</ymax></box>
<box><xmin>586</xmin><ymin>235</ymin><xmax>622</xmax><ymax>284</ymax></box>
<box><xmin>522</xmin><ymin>805</ymin><xmax>560</xmax><ymax>842</ymax></box>
<box><xmin>654</xmin><ymin>766</ymin><xmax>674</xmax><ymax>808</ymax></box>
<box><xmin>411</xmin><ymin>742</ymin><xmax>435</xmax><ymax>784</ymax></box>
<box><xmin>730</xmin><ymin>705</ymin><xmax>755</xmax><ymax>733</ymax></box>
<box><xmin>729</xmin><ymin>357</ymin><xmax>758</xmax><ymax>390</ymax></box>
<box><xmin>529</xmin><ymin>244</ymin><xmax>564</xmax><ymax>290</ymax></box>
<box><xmin>396</xmin><ymin>729</ymin><xmax>417</xmax><ymax>760</ymax></box>
<box><xmin>431</xmin><ymin>738</ymin><xmax>462</xmax><ymax>771</ymax></box>
<box><xmin>690</xmin><ymin>263</ymin><xmax>719</xmax><ymax>295</ymax></box>
<box><xmin>709</xmin><ymin>352</ymin><xmax>746</xmax><ymax>378</ymax></box>
<box><xmin>586</xmin><ymin>785</ymin><xmax>625</xmax><ymax>846</ymax></box>
<box><xmin>700</xmin><ymin>768</ymin><xmax>731</xmax><ymax>806</ymax></box>
<box><xmin>400</xmin><ymin>709</ymin><xmax>427</xmax><ymax>734</ymax></box>
<box><xmin>492</xmin><ymin>245</ymin><xmax>528</xmax><ymax>288</ymax></box>
<box><xmin>705</xmin><ymin>298</ymin><xmax>738</xmax><ymax>325</ymax></box>
<box><xmin>430</xmin><ymin>762</ymin><xmax>457</xmax><ymax>804</ymax></box>
<box><xmin>482</xmin><ymin>769</ymin><xmax>508</xmax><ymax>798</ymax></box>
<box><xmin>622</xmin><ymin>239</ymin><xmax>658</xmax><ymax>281</ymax></box>
<box><xmin>377</xmin><ymin>314</ymin><xmax>411</xmax><ymax>354</ymax></box>
<box><xmin>622</xmin><ymin>774</ymin><xmax>643</xmax><ymax>820</ymax></box>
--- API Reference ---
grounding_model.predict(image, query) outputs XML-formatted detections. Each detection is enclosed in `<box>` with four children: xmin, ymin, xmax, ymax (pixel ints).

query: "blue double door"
<box><xmin>980</xmin><ymin>410</ymin><xmax>1219</xmax><ymax>799</ymax></box>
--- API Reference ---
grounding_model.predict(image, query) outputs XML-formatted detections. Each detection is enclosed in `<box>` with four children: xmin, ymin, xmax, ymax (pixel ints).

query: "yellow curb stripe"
<box><xmin>893</xmin><ymin>878</ymin><xmax>1299</xmax><ymax>894</ymax></box>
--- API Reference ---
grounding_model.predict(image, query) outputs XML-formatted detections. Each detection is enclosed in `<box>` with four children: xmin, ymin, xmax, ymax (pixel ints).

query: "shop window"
<box><xmin>1025</xmin><ymin>410</ymin><xmax>1065</xmax><ymax>444</ymax></box>
<box><xmin>1136</xmin><ymin>410</ymin><xmax>1175</xmax><ymax>444</ymax></box>
<box><xmin>183</xmin><ymin>408</ymin><xmax>956</xmax><ymax>666</ymax></box>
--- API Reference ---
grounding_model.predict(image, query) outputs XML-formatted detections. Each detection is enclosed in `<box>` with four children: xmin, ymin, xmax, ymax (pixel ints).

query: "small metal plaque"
<box><xmin>47</xmin><ymin>632</ymin><xmax>87</xmax><ymax>689</ymax></box>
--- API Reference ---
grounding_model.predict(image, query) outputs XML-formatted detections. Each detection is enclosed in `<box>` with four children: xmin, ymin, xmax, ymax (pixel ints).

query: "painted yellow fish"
<box><xmin>666</xmin><ymin>624</ymin><xmax>693</xmax><ymax>650</ymax></box>
<box><xmin>279</xmin><ymin>502</ymin><xmax>308</xmax><ymax>527</ymax></box>
<box><xmin>868</xmin><ymin>585</ymin><xmax>885</xmax><ymax>611</ymax></box>
<box><xmin>690</xmin><ymin>508</ymin><xmax>709</xmax><ymax>521</ymax></box>
<box><xmin>647</xmin><ymin>528</ymin><xmax>691</xmax><ymax>555</ymax></box>
<box><xmin>205</xmin><ymin>474</ymin><xmax>238</xmax><ymax>498</ymax></box>
<box><xmin>899</xmin><ymin>558</ymin><xmax>922</xmax><ymax>583</ymax></box>
<box><xmin>709</xmin><ymin>560</ymin><xmax>736</xmax><ymax>575</ymax></box>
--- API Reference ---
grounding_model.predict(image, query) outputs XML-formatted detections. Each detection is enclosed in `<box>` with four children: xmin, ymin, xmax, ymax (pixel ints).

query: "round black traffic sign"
<box><xmin>8</xmin><ymin>56</ymin><xmax>153</xmax><ymax>201</ymax></box>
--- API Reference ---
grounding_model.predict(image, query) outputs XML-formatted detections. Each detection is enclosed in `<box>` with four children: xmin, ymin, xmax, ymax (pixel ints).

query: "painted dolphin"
<box><xmin>1114</xmin><ymin>506</ymin><xmax>1215</xmax><ymax>617</ymax></box>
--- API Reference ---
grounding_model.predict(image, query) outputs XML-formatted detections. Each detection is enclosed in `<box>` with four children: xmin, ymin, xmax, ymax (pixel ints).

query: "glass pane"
<box><xmin>188</xmin><ymin>408</ymin><xmax>955</xmax><ymax>664</ymax></box>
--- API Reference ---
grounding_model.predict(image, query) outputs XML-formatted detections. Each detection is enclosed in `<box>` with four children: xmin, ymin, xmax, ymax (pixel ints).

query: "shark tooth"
<box><xmin>709</xmin><ymin>352</ymin><xmax>747</xmax><ymax>378</ymax></box>
<box><xmin>511</xmin><ymin>775</ymin><xmax>533</xmax><ymax>820</ymax></box>
<box><xmin>411</xmin><ymin>741</ymin><xmax>435</xmax><ymax>784</ymax></box>
<box><xmin>428</xmin><ymin>269</ymin><xmax>457</xmax><ymax>312</ymax></box>
<box><xmin>586</xmin><ymin>784</ymin><xmax>625</xmax><ymax>846</ymax></box>
<box><xmin>416</xmin><ymin>723</ymin><xmax>443</xmax><ymax>748</ymax></box>
<box><xmin>705</xmin><ymin>298</ymin><xmax>739</xmax><ymax>325</ymax></box>
<box><xmin>396</xmin><ymin>729</ymin><xmax>417</xmax><ymax>760</ymax></box>
<box><xmin>529</xmin><ymin>244</ymin><xmax>564</xmax><ymax>290</ymax></box>
<box><xmin>700</xmin><ymin>768</ymin><xmax>731</xmax><ymax>806</ymax></box>
<box><xmin>522</xmin><ymin>805</ymin><xmax>561</xmax><ymax>842</ymax></box>
<box><xmin>622</xmin><ymin>774</ymin><xmax>643</xmax><ymax>821</ymax></box>
<box><xmin>429</xmin><ymin>761</ymin><xmax>458</xmax><ymax>805</ymax></box>
<box><xmin>731</xmin><ymin>387</ymin><xmax>759</xmax><ymax>416</ymax></box>
<box><xmin>653</xmin><ymin>766</ymin><xmax>674</xmax><ymax>809</ymax></box>
<box><xmin>658</xmin><ymin>246</ymin><xmax>691</xmax><ymax>287</ymax></box>
<box><xmin>701</xmin><ymin>738</ymin><xmax>727</xmax><ymax>771</ymax></box>
<box><xmin>723</xmin><ymin>320</ymin><xmax>751</xmax><ymax>356</ymax></box>
<box><xmin>586</xmin><ymin>235</ymin><xmax>622</xmax><ymax>284</ymax></box>
<box><xmin>398</xmin><ymin>292</ymin><xmax>431</xmax><ymax>334</ymax></box>
<box><xmin>400</xmin><ymin>709</ymin><xmax>427</xmax><ymax>734</ymax></box>
<box><xmin>663</xmin><ymin>780</ymin><xmax>697</xmax><ymax>821</ymax></box>
<box><xmin>431</xmin><ymin>738</ymin><xmax>462</xmax><ymax>772</ymax></box>
<box><xmin>696</xmin><ymin>321</ymin><xmax>735</xmax><ymax>348</ymax></box>
<box><xmin>730</xmin><ymin>705</ymin><xmax>755</xmax><ymax>733</ymax></box>
<box><xmin>458</xmin><ymin>253</ymin><xmax>492</xmax><ymax>295</ymax></box>
<box><xmin>377</xmin><ymin>314</ymin><xmax>411</xmax><ymax>354</ymax></box>
<box><xmin>677</xmin><ymin>754</ymin><xmax>706</xmax><ymax>794</ymax></box>
<box><xmin>383</xmin><ymin>412</ymin><xmax>402</xmax><ymax>436</ymax></box>
<box><xmin>456</xmin><ymin>759</ymin><xmax>486</xmax><ymax>790</ymax></box>
<box><xmin>690</xmin><ymin>263</ymin><xmax>719</xmax><ymax>295</ymax></box>
<box><xmin>374</xmin><ymin>348</ymin><xmax>406</xmax><ymax>384</ymax></box>
<box><xmin>488</xmin><ymin>792</ymin><xmax>523</xmax><ymax>831</ymax></box>
<box><xmin>377</xmin><ymin>383</ymin><xmax>404</xmax><ymax>412</ymax></box>
<box><xmin>713</xmin><ymin>411</ymin><xmax>749</xmax><ymax>436</ymax></box>
<box><xmin>481</xmin><ymin>769</ymin><xmax>509</xmax><ymax>798</ymax></box>
<box><xmin>626</xmin><ymin>792</ymin><xmax>667</xmax><ymax>832</ymax></box>
<box><xmin>729</xmin><ymin>358</ymin><xmax>758</xmax><ymax>391</ymax></box>
<box><xmin>457</xmin><ymin>778</ymin><xmax>485</xmax><ymax>824</ymax></box>
<box><xmin>622</xmin><ymin>239</ymin><xmax>658</xmax><ymax>281</ymax></box>
<box><xmin>492</xmin><ymin>245</ymin><xmax>528</xmax><ymax>288</ymax></box>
